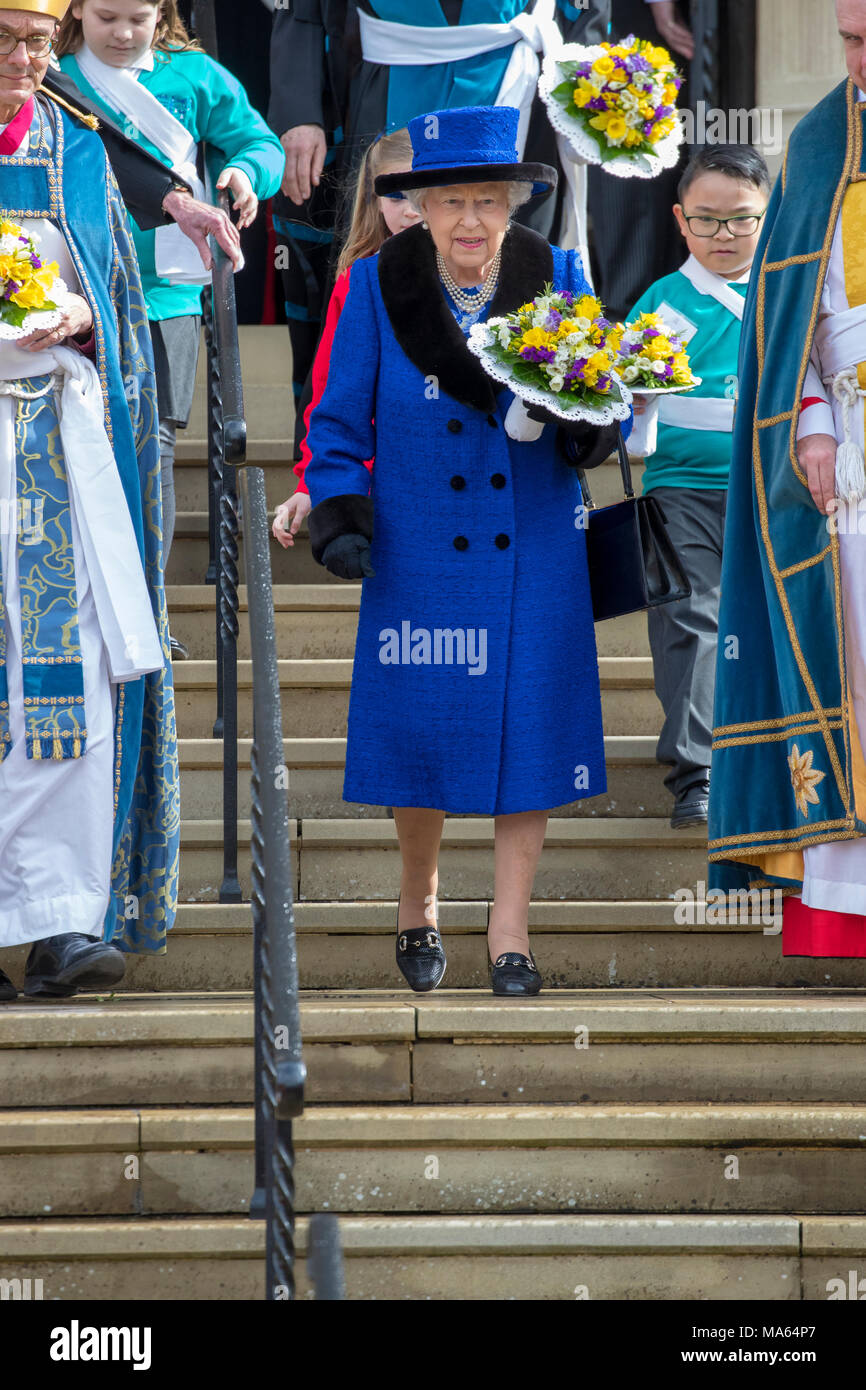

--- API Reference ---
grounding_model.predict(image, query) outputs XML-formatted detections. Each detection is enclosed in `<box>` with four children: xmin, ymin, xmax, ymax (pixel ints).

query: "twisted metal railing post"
<box><xmin>204</xmin><ymin>190</ymin><xmax>242</xmax><ymax>904</ymax></box>
<box><xmin>240</xmin><ymin>463</ymin><xmax>306</xmax><ymax>1300</ymax></box>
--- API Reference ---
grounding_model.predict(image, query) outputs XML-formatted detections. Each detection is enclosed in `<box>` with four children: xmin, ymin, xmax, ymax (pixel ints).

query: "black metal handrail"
<box><xmin>191</xmin><ymin>0</ymin><xmax>343</xmax><ymax>1302</ymax></box>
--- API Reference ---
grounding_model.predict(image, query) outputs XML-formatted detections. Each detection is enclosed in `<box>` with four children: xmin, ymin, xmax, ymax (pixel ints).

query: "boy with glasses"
<box><xmin>626</xmin><ymin>144</ymin><xmax>770</xmax><ymax>829</ymax></box>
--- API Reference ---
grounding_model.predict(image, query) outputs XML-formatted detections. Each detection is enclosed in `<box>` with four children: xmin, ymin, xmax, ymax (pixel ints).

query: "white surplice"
<box><xmin>0</xmin><ymin>205</ymin><xmax>162</xmax><ymax>947</ymax></box>
<box><xmin>796</xmin><ymin>164</ymin><xmax>866</xmax><ymax>913</ymax></box>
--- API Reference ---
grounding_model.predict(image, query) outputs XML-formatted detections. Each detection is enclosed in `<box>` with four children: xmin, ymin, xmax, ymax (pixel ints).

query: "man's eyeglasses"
<box><xmin>0</xmin><ymin>30</ymin><xmax>56</xmax><ymax>58</ymax></box>
<box><xmin>683</xmin><ymin>212</ymin><xmax>766</xmax><ymax>237</ymax></box>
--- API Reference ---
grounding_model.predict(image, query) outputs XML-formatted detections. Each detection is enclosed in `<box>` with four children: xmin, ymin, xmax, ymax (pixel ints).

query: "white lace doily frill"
<box><xmin>538</xmin><ymin>44</ymin><xmax>684</xmax><ymax>181</ymax></box>
<box><xmin>467</xmin><ymin>321</ymin><xmax>633</xmax><ymax>428</ymax></box>
<box><xmin>0</xmin><ymin>277</ymin><xmax>69</xmax><ymax>342</ymax></box>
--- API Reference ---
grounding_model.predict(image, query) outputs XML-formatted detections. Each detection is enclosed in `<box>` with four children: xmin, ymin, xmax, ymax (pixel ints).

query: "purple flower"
<box><xmin>7</xmin><ymin>281</ymin><xmax>19</xmax><ymax>295</ymax></box>
<box><xmin>643</xmin><ymin>122</ymin><xmax>654</xmax><ymax>137</ymax></box>
<box><xmin>643</xmin><ymin>327</ymin><xmax>659</xmax><ymax>339</ymax></box>
<box><xmin>521</xmin><ymin>346</ymin><xmax>556</xmax><ymax>364</ymax></box>
<box><xmin>31</xmin><ymin>257</ymin><xmax>42</xmax><ymax>269</ymax></box>
<box><xmin>596</xmin><ymin>316</ymin><xmax>611</xmax><ymax>330</ymax></box>
<box><xmin>596</xmin><ymin>374</ymin><xmax>611</xmax><ymax>392</ymax></box>
<box><xmin>545</xmin><ymin>309</ymin><xmax>562</xmax><ymax>331</ymax></box>
<box><xmin>560</xmin><ymin>290</ymin><xmax>574</xmax><ymax>307</ymax></box>
<box><xmin>662</xmin><ymin>363</ymin><xmax>674</xmax><ymax>378</ymax></box>
<box><xmin>587</xmin><ymin>97</ymin><xmax>608</xmax><ymax>112</ymax></box>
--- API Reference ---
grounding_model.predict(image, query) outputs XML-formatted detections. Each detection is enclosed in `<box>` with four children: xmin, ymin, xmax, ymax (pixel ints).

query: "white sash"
<box><xmin>678</xmin><ymin>253</ymin><xmax>749</xmax><ymax>320</ymax></box>
<box><xmin>359</xmin><ymin>1</ymin><xmax>589</xmax><ymax>265</ymax></box>
<box><xmin>814</xmin><ymin>302</ymin><xmax>866</xmax><ymax>379</ymax></box>
<box><xmin>0</xmin><ymin>342</ymin><xmax>163</xmax><ymax>682</ymax></box>
<box><xmin>76</xmin><ymin>44</ymin><xmax>211</xmax><ymax>286</ymax></box>
<box><xmin>657</xmin><ymin>393</ymin><xmax>735</xmax><ymax>431</ymax></box>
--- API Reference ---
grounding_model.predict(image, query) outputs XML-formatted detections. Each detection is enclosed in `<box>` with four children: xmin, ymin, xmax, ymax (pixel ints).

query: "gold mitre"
<box><xmin>0</xmin><ymin>1</ymin><xmax>70</xmax><ymax>18</ymax></box>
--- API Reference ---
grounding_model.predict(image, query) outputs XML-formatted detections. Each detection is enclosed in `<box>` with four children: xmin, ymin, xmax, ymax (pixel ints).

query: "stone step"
<box><xmin>176</xmin><ymin>734</ymin><xmax>669</xmax><ymax>818</ymax></box>
<box><xmin>293</xmin><ymin>816</ymin><xmax>706</xmax><ymax>902</ymax></box>
<box><xmin>165</xmin><ymin>583</ymin><xmax>653</xmax><ymax>660</ymax></box>
<box><xmin>116</xmin><ymin>902</ymin><xmax>866</xmax><ymax>992</ymax></box>
<box><xmin>172</xmin><ymin>658</ymin><xmax>662</xmax><ymax>739</ymax></box>
<box><xmin>161</xmin><ymin>815</ymin><xmax>707</xmax><ymax>901</ymax></box>
<box><xmin>184</xmin><ymin>324</ymin><xmax>294</xmax><ymax>448</ymax></box>
<box><xmin>2</xmin><ymin>1212</ymin><xmax>855</xmax><ymax>1300</ymax></box>
<box><xmin>3</xmin><ymin>991</ymin><xmax>866</xmax><ymax>1107</ymax></box>
<box><xmin>166</xmin><ymin>512</ymin><xmax>338</xmax><ymax>588</ymax></box>
<box><xmin>3</xmin><ymin>1104</ymin><xmax>866</xmax><ymax>1219</ymax></box>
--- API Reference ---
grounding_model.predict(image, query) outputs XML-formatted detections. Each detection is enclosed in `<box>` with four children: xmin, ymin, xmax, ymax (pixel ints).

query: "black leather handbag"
<box><xmin>577</xmin><ymin>430</ymin><xmax>691</xmax><ymax>622</ymax></box>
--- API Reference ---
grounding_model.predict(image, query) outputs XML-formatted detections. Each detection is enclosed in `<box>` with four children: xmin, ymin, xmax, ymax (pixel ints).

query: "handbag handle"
<box><xmin>577</xmin><ymin>426</ymin><xmax>634</xmax><ymax>511</ymax></box>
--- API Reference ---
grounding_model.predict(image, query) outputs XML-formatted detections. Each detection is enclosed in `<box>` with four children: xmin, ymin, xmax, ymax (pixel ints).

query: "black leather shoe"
<box><xmin>23</xmin><ymin>934</ymin><xmax>126</xmax><ymax>998</ymax></box>
<box><xmin>0</xmin><ymin>968</ymin><xmax>17</xmax><ymax>1001</ymax></box>
<box><xmin>489</xmin><ymin>950</ymin><xmax>542</xmax><ymax>996</ymax></box>
<box><xmin>671</xmin><ymin>780</ymin><xmax>710</xmax><ymax>830</ymax></box>
<box><xmin>170</xmin><ymin>635</ymin><xmax>189</xmax><ymax>661</ymax></box>
<box><xmin>395</xmin><ymin>897</ymin><xmax>446</xmax><ymax>992</ymax></box>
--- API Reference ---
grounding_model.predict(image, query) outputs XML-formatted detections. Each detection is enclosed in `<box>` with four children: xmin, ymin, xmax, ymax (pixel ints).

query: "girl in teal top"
<box><xmin>56</xmin><ymin>0</ymin><xmax>284</xmax><ymax>656</ymax></box>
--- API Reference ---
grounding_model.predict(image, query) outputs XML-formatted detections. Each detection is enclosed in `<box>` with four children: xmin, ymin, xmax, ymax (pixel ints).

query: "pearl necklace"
<box><xmin>436</xmin><ymin>248</ymin><xmax>501</xmax><ymax>313</ymax></box>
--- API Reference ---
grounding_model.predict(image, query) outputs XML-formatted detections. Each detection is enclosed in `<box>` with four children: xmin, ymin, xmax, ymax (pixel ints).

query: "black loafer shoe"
<box><xmin>670</xmin><ymin>780</ymin><xmax>710</xmax><ymax>830</ymax></box>
<box><xmin>0</xmin><ymin>968</ymin><xmax>18</xmax><ymax>1001</ymax></box>
<box><xmin>170</xmin><ymin>635</ymin><xmax>189</xmax><ymax>661</ymax></box>
<box><xmin>23</xmin><ymin>933</ymin><xmax>126</xmax><ymax>998</ymax></box>
<box><xmin>395</xmin><ymin>898</ymin><xmax>446</xmax><ymax>992</ymax></box>
<box><xmin>489</xmin><ymin>951</ymin><xmax>542</xmax><ymax>997</ymax></box>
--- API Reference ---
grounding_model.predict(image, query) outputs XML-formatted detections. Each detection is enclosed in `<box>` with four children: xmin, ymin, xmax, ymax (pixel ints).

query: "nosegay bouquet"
<box><xmin>617</xmin><ymin>311</ymin><xmax>701</xmax><ymax>456</ymax></box>
<box><xmin>617</xmin><ymin>312</ymin><xmax>698</xmax><ymax>389</ymax></box>
<box><xmin>0</xmin><ymin>220</ymin><xmax>64</xmax><ymax>338</ymax></box>
<box><xmin>467</xmin><ymin>284</ymin><xmax>632</xmax><ymax>432</ymax></box>
<box><xmin>539</xmin><ymin>36</ymin><xmax>684</xmax><ymax>178</ymax></box>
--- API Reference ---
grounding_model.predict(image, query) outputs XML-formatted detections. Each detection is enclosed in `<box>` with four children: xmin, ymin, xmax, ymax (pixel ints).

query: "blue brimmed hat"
<box><xmin>374</xmin><ymin>105</ymin><xmax>557</xmax><ymax>201</ymax></box>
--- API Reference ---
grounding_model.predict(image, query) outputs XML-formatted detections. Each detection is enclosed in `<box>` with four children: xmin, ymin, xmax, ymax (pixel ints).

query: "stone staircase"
<box><xmin>1</xmin><ymin>327</ymin><xmax>866</xmax><ymax>1302</ymax></box>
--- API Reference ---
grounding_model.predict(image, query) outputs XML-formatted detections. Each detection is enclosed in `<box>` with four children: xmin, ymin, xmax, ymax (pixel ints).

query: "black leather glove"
<box><xmin>320</xmin><ymin>533</ymin><xmax>375</xmax><ymax>580</ymax></box>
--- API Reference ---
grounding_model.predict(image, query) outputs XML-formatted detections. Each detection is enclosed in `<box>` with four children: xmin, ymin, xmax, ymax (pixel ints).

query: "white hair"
<box><xmin>406</xmin><ymin>181</ymin><xmax>534</xmax><ymax>215</ymax></box>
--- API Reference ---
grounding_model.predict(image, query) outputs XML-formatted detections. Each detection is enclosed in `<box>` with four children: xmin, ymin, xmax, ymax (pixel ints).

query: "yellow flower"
<box><xmin>644</xmin><ymin>44</ymin><xmax>674</xmax><ymax>69</ymax></box>
<box><xmin>649</xmin><ymin>335</ymin><xmax>673</xmax><ymax>360</ymax></box>
<box><xmin>10</xmin><ymin>281</ymin><xmax>46</xmax><ymax>309</ymax></box>
<box><xmin>0</xmin><ymin>253</ymin><xmax>17</xmax><ymax>281</ymax></box>
<box><xmin>788</xmin><ymin>744</ymin><xmax>825</xmax><ymax>817</ymax></box>
<box><xmin>576</xmin><ymin>295</ymin><xmax>601</xmax><ymax>321</ymax></box>
<box><xmin>0</xmin><ymin>219</ymin><xmax>21</xmax><ymax>237</ymax></box>
<box><xmin>33</xmin><ymin>263</ymin><xmax>58</xmax><ymax>293</ymax></box>
<box><xmin>623</xmin><ymin>129</ymin><xmax>643</xmax><ymax>148</ymax></box>
<box><xmin>592</xmin><ymin>55</ymin><xmax>615</xmax><ymax>77</ymax></box>
<box><xmin>606</xmin><ymin>115</ymin><xmax>628</xmax><ymax>142</ymax></box>
<box><xmin>573</xmin><ymin>86</ymin><xmax>591</xmax><ymax>108</ymax></box>
<box><xmin>520</xmin><ymin>326</ymin><xmax>555</xmax><ymax>349</ymax></box>
<box><xmin>663</xmin><ymin>83</ymin><xmax>679</xmax><ymax>104</ymax></box>
<box><xmin>611</xmin><ymin>66</ymin><xmax>628</xmax><ymax>84</ymax></box>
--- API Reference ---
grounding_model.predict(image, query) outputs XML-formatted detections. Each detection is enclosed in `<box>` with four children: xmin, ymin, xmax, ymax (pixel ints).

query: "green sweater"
<box><xmin>60</xmin><ymin>48</ymin><xmax>284</xmax><ymax>320</ymax></box>
<box><xmin>629</xmin><ymin>267</ymin><xmax>749</xmax><ymax>494</ymax></box>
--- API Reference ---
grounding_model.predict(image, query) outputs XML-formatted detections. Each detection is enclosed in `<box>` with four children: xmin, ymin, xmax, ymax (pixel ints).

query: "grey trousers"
<box><xmin>646</xmin><ymin>486</ymin><xmax>727</xmax><ymax>798</ymax></box>
<box><xmin>158</xmin><ymin>418</ymin><xmax>177</xmax><ymax>566</ymax></box>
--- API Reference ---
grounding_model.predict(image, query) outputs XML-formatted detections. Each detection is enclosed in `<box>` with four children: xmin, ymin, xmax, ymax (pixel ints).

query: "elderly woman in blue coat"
<box><xmin>305</xmin><ymin>106</ymin><xmax>619</xmax><ymax>996</ymax></box>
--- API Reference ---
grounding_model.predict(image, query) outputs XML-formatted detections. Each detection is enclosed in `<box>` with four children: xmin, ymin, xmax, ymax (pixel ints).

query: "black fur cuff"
<box><xmin>308</xmin><ymin>494</ymin><xmax>374</xmax><ymax>564</ymax></box>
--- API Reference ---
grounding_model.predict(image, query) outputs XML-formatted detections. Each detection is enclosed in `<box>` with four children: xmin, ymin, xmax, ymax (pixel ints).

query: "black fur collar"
<box><xmin>377</xmin><ymin>221</ymin><xmax>554</xmax><ymax>414</ymax></box>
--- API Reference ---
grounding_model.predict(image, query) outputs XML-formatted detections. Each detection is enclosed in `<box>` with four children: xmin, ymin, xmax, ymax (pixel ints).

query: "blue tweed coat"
<box><xmin>305</xmin><ymin>221</ymin><xmax>606</xmax><ymax>814</ymax></box>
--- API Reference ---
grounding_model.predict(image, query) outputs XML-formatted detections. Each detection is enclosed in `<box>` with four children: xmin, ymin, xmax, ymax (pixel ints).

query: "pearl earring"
<box><xmin>422</xmin><ymin>220</ymin><xmax>429</xmax><ymax>229</ymax></box>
